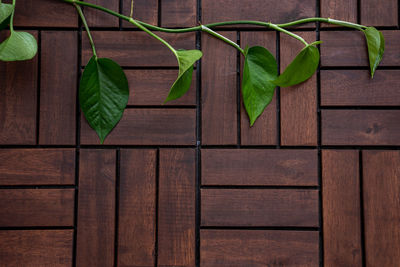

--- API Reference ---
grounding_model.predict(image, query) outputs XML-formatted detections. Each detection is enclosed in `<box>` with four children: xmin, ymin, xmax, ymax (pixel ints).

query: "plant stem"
<box><xmin>277</xmin><ymin>17</ymin><xmax>366</xmax><ymax>30</ymax></box>
<box><xmin>9</xmin><ymin>0</ymin><xmax>16</xmax><ymax>31</ymax></box>
<box><xmin>74</xmin><ymin>4</ymin><xmax>97</xmax><ymax>58</ymax></box>
<box><xmin>201</xmin><ymin>25</ymin><xmax>244</xmax><ymax>54</ymax></box>
<box><xmin>268</xmin><ymin>23</ymin><xmax>308</xmax><ymax>46</ymax></box>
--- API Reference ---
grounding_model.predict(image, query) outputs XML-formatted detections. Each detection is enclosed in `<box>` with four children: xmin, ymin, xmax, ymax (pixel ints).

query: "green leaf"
<box><xmin>242</xmin><ymin>46</ymin><xmax>278</xmax><ymax>126</ymax></box>
<box><xmin>164</xmin><ymin>49</ymin><xmax>202</xmax><ymax>103</ymax></box>
<box><xmin>80</xmin><ymin>56</ymin><xmax>129</xmax><ymax>143</ymax></box>
<box><xmin>0</xmin><ymin>3</ymin><xmax>14</xmax><ymax>30</ymax></box>
<box><xmin>0</xmin><ymin>31</ymin><xmax>38</xmax><ymax>61</ymax></box>
<box><xmin>272</xmin><ymin>44</ymin><xmax>320</xmax><ymax>87</ymax></box>
<box><xmin>363</xmin><ymin>27</ymin><xmax>385</xmax><ymax>78</ymax></box>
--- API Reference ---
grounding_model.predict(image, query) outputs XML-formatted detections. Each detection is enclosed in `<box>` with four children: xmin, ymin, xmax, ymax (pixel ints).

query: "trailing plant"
<box><xmin>0</xmin><ymin>0</ymin><xmax>385</xmax><ymax>143</ymax></box>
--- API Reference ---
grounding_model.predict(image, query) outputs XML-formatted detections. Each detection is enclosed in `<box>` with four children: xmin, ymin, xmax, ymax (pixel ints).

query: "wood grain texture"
<box><xmin>122</xmin><ymin>0</ymin><xmax>158</xmax><ymax>27</ymax></box>
<box><xmin>361</xmin><ymin>0</ymin><xmax>398</xmax><ymax>26</ymax></box>
<box><xmin>0</xmin><ymin>189</ymin><xmax>74</xmax><ymax>227</ymax></box>
<box><xmin>161</xmin><ymin>0</ymin><xmax>196</xmax><ymax>27</ymax></box>
<box><xmin>40</xmin><ymin>31</ymin><xmax>77</xmax><ymax>145</ymax></box>
<box><xmin>201</xmin><ymin>149</ymin><xmax>318</xmax><ymax>186</ymax></box>
<box><xmin>320</xmin><ymin>0</ymin><xmax>357</xmax><ymax>27</ymax></box>
<box><xmin>0</xmin><ymin>230</ymin><xmax>73</xmax><ymax>267</ymax></box>
<box><xmin>202</xmin><ymin>32</ymin><xmax>237</xmax><ymax>145</ymax></box>
<box><xmin>363</xmin><ymin>151</ymin><xmax>400</xmax><ymax>267</ymax></box>
<box><xmin>201</xmin><ymin>230</ymin><xmax>319</xmax><ymax>267</ymax></box>
<box><xmin>201</xmin><ymin>189</ymin><xmax>319</xmax><ymax>227</ymax></box>
<box><xmin>81</xmin><ymin>109</ymin><xmax>196</xmax><ymax>145</ymax></box>
<box><xmin>240</xmin><ymin>32</ymin><xmax>277</xmax><ymax>145</ymax></box>
<box><xmin>85</xmin><ymin>0</ymin><xmax>119</xmax><ymax>27</ymax></box>
<box><xmin>322</xmin><ymin>150</ymin><xmax>362</xmax><ymax>267</ymax></box>
<box><xmin>0</xmin><ymin>32</ymin><xmax>37</xmax><ymax>145</ymax></box>
<box><xmin>82</xmin><ymin>32</ymin><xmax>195</xmax><ymax>66</ymax></box>
<box><xmin>126</xmin><ymin>69</ymin><xmax>196</xmax><ymax>106</ymax></box>
<box><xmin>119</xmin><ymin>149</ymin><xmax>156</xmax><ymax>267</ymax></box>
<box><xmin>321</xmin><ymin>31</ymin><xmax>400</xmax><ymax>67</ymax></box>
<box><xmin>0</xmin><ymin>149</ymin><xmax>75</xmax><ymax>185</ymax></box>
<box><xmin>322</xmin><ymin>110</ymin><xmax>400</xmax><ymax>145</ymax></box>
<box><xmin>13</xmin><ymin>0</ymin><xmax>77</xmax><ymax>27</ymax></box>
<box><xmin>159</xmin><ymin>149</ymin><xmax>195</xmax><ymax>267</ymax></box>
<box><xmin>321</xmin><ymin>70</ymin><xmax>400</xmax><ymax>106</ymax></box>
<box><xmin>202</xmin><ymin>0</ymin><xmax>315</xmax><ymax>25</ymax></box>
<box><xmin>77</xmin><ymin>150</ymin><xmax>115</xmax><ymax>267</ymax></box>
<box><xmin>280</xmin><ymin>32</ymin><xmax>317</xmax><ymax>146</ymax></box>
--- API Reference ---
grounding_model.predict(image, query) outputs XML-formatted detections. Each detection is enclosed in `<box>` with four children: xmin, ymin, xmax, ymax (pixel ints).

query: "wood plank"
<box><xmin>201</xmin><ymin>149</ymin><xmax>318</xmax><ymax>186</ymax></box>
<box><xmin>201</xmin><ymin>189</ymin><xmax>319</xmax><ymax>227</ymax></box>
<box><xmin>0</xmin><ymin>230</ymin><xmax>73</xmax><ymax>267</ymax></box>
<box><xmin>0</xmin><ymin>149</ymin><xmax>75</xmax><ymax>185</ymax></box>
<box><xmin>320</xmin><ymin>0</ymin><xmax>357</xmax><ymax>27</ymax></box>
<box><xmin>321</xmin><ymin>70</ymin><xmax>400</xmax><ymax>106</ymax></box>
<box><xmin>13</xmin><ymin>0</ymin><xmax>77</xmax><ymax>27</ymax></box>
<box><xmin>363</xmin><ymin>151</ymin><xmax>400</xmax><ymax>267</ymax></box>
<box><xmin>0</xmin><ymin>31</ymin><xmax>37</xmax><ymax>145</ymax></box>
<box><xmin>322</xmin><ymin>150</ymin><xmax>362</xmax><ymax>267</ymax></box>
<box><xmin>40</xmin><ymin>31</ymin><xmax>77</xmax><ymax>145</ymax></box>
<box><xmin>0</xmin><ymin>189</ymin><xmax>74</xmax><ymax>227</ymax></box>
<box><xmin>81</xmin><ymin>109</ymin><xmax>196</xmax><ymax>145</ymax></box>
<box><xmin>322</xmin><ymin>110</ymin><xmax>400</xmax><ymax>145</ymax></box>
<box><xmin>77</xmin><ymin>149</ymin><xmax>115</xmax><ymax>267</ymax></box>
<box><xmin>118</xmin><ymin>149</ymin><xmax>156</xmax><ymax>267</ymax></box>
<box><xmin>85</xmin><ymin>0</ymin><xmax>119</xmax><ymax>27</ymax></box>
<box><xmin>202</xmin><ymin>0</ymin><xmax>315</xmax><ymax>25</ymax></box>
<box><xmin>361</xmin><ymin>0</ymin><xmax>398</xmax><ymax>26</ymax></box>
<box><xmin>122</xmin><ymin>0</ymin><xmax>158</xmax><ymax>27</ymax></box>
<box><xmin>201</xmin><ymin>230</ymin><xmax>319</xmax><ymax>267</ymax></box>
<box><xmin>240</xmin><ymin>32</ymin><xmax>277</xmax><ymax>145</ymax></box>
<box><xmin>161</xmin><ymin>0</ymin><xmax>196</xmax><ymax>27</ymax></box>
<box><xmin>280</xmin><ymin>32</ymin><xmax>317</xmax><ymax>146</ymax></box>
<box><xmin>202</xmin><ymin>32</ymin><xmax>237</xmax><ymax>145</ymax></box>
<box><xmin>158</xmin><ymin>149</ymin><xmax>195</xmax><ymax>267</ymax></box>
<box><xmin>126</xmin><ymin>69</ymin><xmax>196</xmax><ymax>106</ymax></box>
<box><xmin>82</xmin><ymin>32</ymin><xmax>195</xmax><ymax>66</ymax></box>
<box><xmin>321</xmin><ymin>31</ymin><xmax>400</xmax><ymax>67</ymax></box>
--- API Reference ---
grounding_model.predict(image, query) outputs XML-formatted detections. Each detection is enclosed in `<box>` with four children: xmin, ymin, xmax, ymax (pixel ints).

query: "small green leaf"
<box><xmin>242</xmin><ymin>46</ymin><xmax>278</xmax><ymax>126</ymax></box>
<box><xmin>0</xmin><ymin>31</ymin><xmax>38</xmax><ymax>61</ymax></box>
<box><xmin>80</xmin><ymin>56</ymin><xmax>129</xmax><ymax>143</ymax></box>
<box><xmin>0</xmin><ymin>3</ymin><xmax>14</xmax><ymax>30</ymax></box>
<box><xmin>164</xmin><ymin>49</ymin><xmax>202</xmax><ymax>103</ymax></box>
<box><xmin>272</xmin><ymin>44</ymin><xmax>320</xmax><ymax>87</ymax></box>
<box><xmin>363</xmin><ymin>27</ymin><xmax>385</xmax><ymax>78</ymax></box>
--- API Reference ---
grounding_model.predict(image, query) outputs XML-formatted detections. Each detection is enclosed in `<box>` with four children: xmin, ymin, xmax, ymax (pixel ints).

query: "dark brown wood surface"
<box><xmin>1</xmin><ymin>0</ymin><xmax>400</xmax><ymax>266</ymax></box>
<box><xmin>201</xmin><ymin>230</ymin><xmax>319</xmax><ymax>267</ymax></box>
<box><xmin>363</xmin><ymin>151</ymin><xmax>400</xmax><ymax>267</ymax></box>
<box><xmin>0</xmin><ymin>230</ymin><xmax>73</xmax><ymax>267</ymax></box>
<box><xmin>119</xmin><ymin>149</ymin><xmax>156</xmax><ymax>267</ymax></box>
<box><xmin>322</xmin><ymin>150</ymin><xmax>362</xmax><ymax>267</ymax></box>
<box><xmin>0</xmin><ymin>149</ymin><xmax>75</xmax><ymax>185</ymax></box>
<box><xmin>201</xmin><ymin>189</ymin><xmax>319</xmax><ymax>227</ymax></box>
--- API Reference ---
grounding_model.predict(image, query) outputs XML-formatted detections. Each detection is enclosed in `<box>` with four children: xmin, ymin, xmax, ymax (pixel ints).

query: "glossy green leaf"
<box><xmin>363</xmin><ymin>27</ymin><xmax>385</xmax><ymax>78</ymax></box>
<box><xmin>164</xmin><ymin>49</ymin><xmax>202</xmax><ymax>103</ymax></box>
<box><xmin>0</xmin><ymin>31</ymin><xmax>38</xmax><ymax>61</ymax></box>
<box><xmin>242</xmin><ymin>46</ymin><xmax>278</xmax><ymax>126</ymax></box>
<box><xmin>0</xmin><ymin>3</ymin><xmax>13</xmax><ymax>30</ymax></box>
<box><xmin>80</xmin><ymin>56</ymin><xmax>129</xmax><ymax>143</ymax></box>
<box><xmin>272</xmin><ymin>44</ymin><xmax>320</xmax><ymax>87</ymax></box>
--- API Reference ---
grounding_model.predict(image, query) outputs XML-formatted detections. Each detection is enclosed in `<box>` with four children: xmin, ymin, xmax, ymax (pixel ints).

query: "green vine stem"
<box><xmin>201</xmin><ymin>25</ymin><xmax>245</xmax><ymax>54</ymax></box>
<box><xmin>74</xmin><ymin>3</ymin><xmax>97</xmax><ymax>58</ymax></box>
<box><xmin>9</xmin><ymin>0</ymin><xmax>16</xmax><ymax>31</ymax></box>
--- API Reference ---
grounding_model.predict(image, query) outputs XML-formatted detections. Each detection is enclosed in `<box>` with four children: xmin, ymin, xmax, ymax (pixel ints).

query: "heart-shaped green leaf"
<box><xmin>0</xmin><ymin>31</ymin><xmax>38</xmax><ymax>61</ymax></box>
<box><xmin>272</xmin><ymin>44</ymin><xmax>320</xmax><ymax>87</ymax></box>
<box><xmin>0</xmin><ymin>3</ymin><xmax>14</xmax><ymax>30</ymax></box>
<box><xmin>242</xmin><ymin>46</ymin><xmax>278</xmax><ymax>126</ymax></box>
<box><xmin>80</xmin><ymin>56</ymin><xmax>129</xmax><ymax>143</ymax></box>
<box><xmin>164</xmin><ymin>49</ymin><xmax>202</xmax><ymax>103</ymax></box>
<box><xmin>363</xmin><ymin>27</ymin><xmax>385</xmax><ymax>78</ymax></box>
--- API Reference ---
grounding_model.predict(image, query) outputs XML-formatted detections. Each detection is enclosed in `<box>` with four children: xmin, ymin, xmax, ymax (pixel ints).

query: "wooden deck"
<box><xmin>0</xmin><ymin>0</ymin><xmax>399</xmax><ymax>266</ymax></box>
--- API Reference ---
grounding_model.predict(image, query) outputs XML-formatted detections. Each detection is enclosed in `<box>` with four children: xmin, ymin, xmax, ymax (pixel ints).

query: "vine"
<box><xmin>0</xmin><ymin>0</ymin><xmax>385</xmax><ymax>143</ymax></box>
